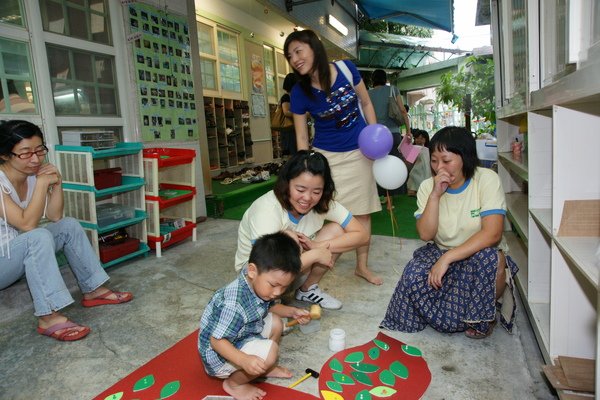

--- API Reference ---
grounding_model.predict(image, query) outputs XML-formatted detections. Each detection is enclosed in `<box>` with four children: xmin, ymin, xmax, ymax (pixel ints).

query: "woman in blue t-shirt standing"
<box><xmin>283</xmin><ymin>30</ymin><xmax>383</xmax><ymax>285</ymax></box>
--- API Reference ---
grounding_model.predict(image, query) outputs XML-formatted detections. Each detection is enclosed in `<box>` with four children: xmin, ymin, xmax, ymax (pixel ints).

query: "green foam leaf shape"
<box><xmin>326</xmin><ymin>380</ymin><xmax>344</xmax><ymax>393</ymax></box>
<box><xmin>379</xmin><ymin>369</ymin><xmax>396</xmax><ymax>386</ymax></box>
<box><xmin>344</xmin><ymin>351</ymin><xmax>364</xmax><ymax>363</ymax></box>
<box><xmin>103</xmin><ymin>392</ymin><xmax>123</xmax><ymax>400</ymax></box>
<box><xmin>390</xmin><ymin>360</ymin><xmax>409</xmax><ymax>379</ymax></box>
<box><xmin>372</xmin><ymin>339</ymin><xmax>390</xmax><ymax>351</ymax></box>
<box><xmin>159</xmin><ymin>381</ymin><xmax>181</xmax><ymax>399</ymax></box>
<box><xmin>368</xmin><ymin>346</ymin><xmax>380</xmax><ymax>360</ymax></box>
<box><xmin>349</xmin><ymin>362</ymin><xmax>379</xmax><ymax>373</ymax></box>
<box><xmin>133</xmin><ymin>374</ymin><xmax>155</xmax><ymax>392</ymax></box>
<box><xmin>355</xmin><ymin>390</ymin><xmax>372</xmax><ymax>400</ymax></box>
<box><xmin>332</xmin><ymin>372</ymin><xmax>355</xmax><ymax>385</ymax></box>
<box><xmin>329</xmin><ymin>358</ymin><xmax>343</xmax><ymax>372</ymax></box>
<box><xmin>351</xmin><ymin>371</ymin><xmax>373</xmax><ymax>386</ymax></box>
<box><xmin>369</xmin><ymin>386</ymin><xmax>397</xmax><ymax>397</ymax></box>
<box><xmin>401</xmin><ymin>344</ymin><xmax>423</xmax><ymax>357</ymax></box>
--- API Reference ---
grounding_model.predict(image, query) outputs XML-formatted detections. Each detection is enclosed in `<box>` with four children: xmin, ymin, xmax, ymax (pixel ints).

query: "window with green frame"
<box><xmin>217</xmin><ymin>29</ymin><xmax>240</xmax><ymax>93</ymax></box>
<box><xmin>0</xmin><ymin>38</ymin><xmax>36</xmax><ymax>114</ymax></box>
<box><xmin>263</xmin><ymin>45</ymin><xmax>276</xmax><ymax>98</ymax></box>
<box><xmin>40</xmin><ymin>0</ymin><xmax>111</xmax><ymax>45</ymax></box>
<box><xmin>47</xmin><ymin>44</ymin><xmax>118</xmax><ymax>115</ymax></box>
<box><xmin>0</xmin><ymin>0</ymin><xmax>24</xmax><ymax>26</ymax></box>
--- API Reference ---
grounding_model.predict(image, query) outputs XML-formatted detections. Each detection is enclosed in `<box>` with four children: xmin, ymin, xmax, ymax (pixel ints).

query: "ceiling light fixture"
<box><xmin>327</xmin><ymin>14</ymin><xmax>348</xmax><ymax>36</ymax></box>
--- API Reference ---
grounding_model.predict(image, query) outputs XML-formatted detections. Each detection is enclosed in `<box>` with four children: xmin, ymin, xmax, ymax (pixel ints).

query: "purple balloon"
<box><xmin>358</xmin><ymin>124</ymin><xmax>393</xmax><ymax>159</ymax></box>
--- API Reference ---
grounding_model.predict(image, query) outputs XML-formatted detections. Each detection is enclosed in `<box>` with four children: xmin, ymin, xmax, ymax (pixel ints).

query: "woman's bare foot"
<box><xmin>355</xmin><ymin>268</ymin><xmax>383</xmax><ymax>285</ymax></box>
<box><xmin>266</xmin><ymin>365</ymin><xmax>293</xmax><ymax>378</ymax></box>
<box><xmin>223</xmin><ymin>380</ymin><xmax>266</xmax><ymax>400</ymax></box>
<box><xmin>38</xmin><ymin>312</ymin><xmax>89</xmax><ymax>340</ymax></box>
<box><xmin>83</xmin><ymin>286</ymin><xmax>120</xmax><ymax>301</ymax></box>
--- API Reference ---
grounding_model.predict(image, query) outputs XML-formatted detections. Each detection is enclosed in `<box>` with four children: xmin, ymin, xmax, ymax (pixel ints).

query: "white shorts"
<box><xmin>212</xmin><ymin>313</ymin><xmax>275</xmax><ymax>378</ymax></box>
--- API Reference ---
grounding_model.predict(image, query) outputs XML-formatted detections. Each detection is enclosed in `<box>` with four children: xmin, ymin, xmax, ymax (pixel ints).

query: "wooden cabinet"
<box><xmin>269</xmin><ymin>103</ymin><xmax>282</xmax><ymax>159</ymax></box>
<box><xmin>204</xmin><ymin>96</ymin><xmax>253</xmax><ymax>171</ymax></box>
<box><xmin>55</xmin><ymin>143</ymin><xmax>150</xmax><ymax>268</ymax></box>
<box><xmin>492</xmin><ymin>0</ymin><xmax>600</xmax><ymax>387</ymax></box>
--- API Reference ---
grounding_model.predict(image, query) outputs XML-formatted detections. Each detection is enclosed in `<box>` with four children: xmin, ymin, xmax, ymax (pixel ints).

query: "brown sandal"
<box><xmin>465</xmin><ymin>320</ymin><xmax>497</xmax><ymax>339</ymax></box>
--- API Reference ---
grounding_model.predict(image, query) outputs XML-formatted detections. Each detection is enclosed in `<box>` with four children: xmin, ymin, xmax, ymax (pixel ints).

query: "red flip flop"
<box><xmin>37</xmin><ymin>321</ymin><xmax>90</xmax><ymax>341</ymax></box>
<box><xmin>82</xmin><ymin>290</ymin><xmax>133</xmax><ymax>307</ymax></box>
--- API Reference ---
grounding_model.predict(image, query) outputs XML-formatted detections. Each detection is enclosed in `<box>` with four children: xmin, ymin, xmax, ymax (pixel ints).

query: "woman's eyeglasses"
<box><xmin>11</xmin><ymin>145</ymin><xmax>49</xmax><ymax>159</ymax></box>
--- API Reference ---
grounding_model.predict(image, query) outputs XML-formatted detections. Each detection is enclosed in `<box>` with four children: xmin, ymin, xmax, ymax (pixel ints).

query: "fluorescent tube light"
<box><xmin>327</xmin><ymin>14</ymin><xmax>348</xmax><ymax>36</ymax></box>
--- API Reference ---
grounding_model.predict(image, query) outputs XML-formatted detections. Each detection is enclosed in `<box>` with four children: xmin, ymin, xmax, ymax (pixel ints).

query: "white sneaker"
<box><xmin>295</xmin><ymin>284</ymin><xmax>342</xmax><ymax>310</ymax></box>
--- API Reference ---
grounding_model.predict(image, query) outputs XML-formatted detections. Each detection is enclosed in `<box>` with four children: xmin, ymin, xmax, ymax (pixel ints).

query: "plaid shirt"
<box><xmin>198</xmin><ymin>269</ymin><xmax>273</xmax><ymax>375</ymax></box>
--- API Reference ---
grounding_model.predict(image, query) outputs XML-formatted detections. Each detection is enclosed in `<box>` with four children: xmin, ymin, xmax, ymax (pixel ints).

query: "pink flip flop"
<box><xmin>82</xmin><ymin>291</ymin><xmax>133</xmax><ymax>307</ymax></box>
<box><xmin>37</xmin><ymin>321</ymin><xmax>90</xmax><ymax>341</ymax></box>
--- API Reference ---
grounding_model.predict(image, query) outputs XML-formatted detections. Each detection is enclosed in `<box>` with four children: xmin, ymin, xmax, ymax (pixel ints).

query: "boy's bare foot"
<box><xmin>355</xmin><ymin>268</ymin><xmax>383</xmax><ymax>285</ymax></box>
<box><xmin>266</xmin><ymin>365</ymin><xmax>292</xmax><ymax>378</ymax></box>
<box><xmin>223</xmin><ymin>380</ymin><xmax>266</xmax><ymax>400</ymax></box>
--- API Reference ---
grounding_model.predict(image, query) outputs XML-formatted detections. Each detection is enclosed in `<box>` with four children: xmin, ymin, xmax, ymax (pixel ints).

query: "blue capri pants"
<box><xmin>0</xmin><ymin>217</ymin><xmax>109</xmax><ymax>316</ymax></box>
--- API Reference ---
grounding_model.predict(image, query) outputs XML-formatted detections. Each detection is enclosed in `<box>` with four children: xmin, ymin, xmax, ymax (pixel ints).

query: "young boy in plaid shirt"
<box><xmin>198</xmin><ymin>232</ymin><xmax>310</xmax><ymax>400</ymax></box>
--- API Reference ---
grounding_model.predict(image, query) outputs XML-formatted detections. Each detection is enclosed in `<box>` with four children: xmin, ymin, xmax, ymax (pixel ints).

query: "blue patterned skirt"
<box><xmin>380</xmin><ymin>243</ymin><xmax>518</xmax><ymax>334</ymax></box>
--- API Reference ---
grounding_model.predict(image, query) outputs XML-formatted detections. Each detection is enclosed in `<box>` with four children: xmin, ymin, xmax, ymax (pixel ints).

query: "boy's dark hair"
<box><xmin>283</xmin><ymin>73</ymin><xmax>297</xmax><ymax>92</ymax></box>
<box><xmin>372</xmin><ymin>69</ymin><xmax>387</xmax><ymax>86</ymax></box>
<box><xmin>429</xmin><ymin>126</ymin><xmax>479</xmax><ymax>180</ymax></box>
<box><xmin>283</xmin><ymin>30</ymin><xmax>330</xmax><ymax>99</ymax></box>
<box><xmin>0</xmin><ymin>120</ymin><xmax>44</xmax><ymax>164</ymax></box>
<box><xmin>274</xmin><ymin>150</ymin><xmax>335</xmax><ymax>214</ymax></box>
<box><xmin>249</xmin><ymin>232</ymin><xmax>301</xmax><ymax>275</ymax></box>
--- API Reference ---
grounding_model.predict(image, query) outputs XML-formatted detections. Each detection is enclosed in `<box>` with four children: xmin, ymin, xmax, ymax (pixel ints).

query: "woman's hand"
<box><xmin>297</xmin><ymin>232</ymin><xmax>316</xmax><ymax>251</ymax></box>
<box><xmin>432</xmin><ymin>168</ymin><xmax>451</xmax><ymax>197</ymax></box>
<box><xmin>428</xmin><ymin>257</ymin><xmax>450</xmax><ymax>289</ymax></box>
<box><xmin>36</xmin><ymin>163</ymin><xmax>62</xmax><ymax>188</ymax></box>
<box><xmin>309</xmin><ymin>247</ymin><xmax>333</xmax><ymax>269</ymax></box>
<box><xmin>240</xmin><ymin>353</ymin><xmax>268</xmax><ymax>376</ymax></box>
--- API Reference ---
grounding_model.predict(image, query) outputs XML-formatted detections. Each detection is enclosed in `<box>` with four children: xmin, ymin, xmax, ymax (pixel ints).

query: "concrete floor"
<box><xmin>0</xmin><ymin>218</ymin><xmax>557</xmax><ymax>399</ymax></box>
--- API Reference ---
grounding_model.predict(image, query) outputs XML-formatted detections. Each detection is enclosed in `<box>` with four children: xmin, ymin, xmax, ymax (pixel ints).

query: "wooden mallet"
<box><xmin>285</xmin><ymin>304</ymin><xmax>322</xmax><ymax>327</ymax></box>
<box><xmin>288</xmin><ymin>368</ymin><xmax>320</xmax><ymax>388</ymax></box>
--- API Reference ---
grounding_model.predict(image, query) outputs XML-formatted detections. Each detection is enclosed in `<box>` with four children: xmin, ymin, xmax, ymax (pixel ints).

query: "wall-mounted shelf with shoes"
<box><xmin>204</xmin><ymin>96</ymin><xmax>253</xmax><ymax>172</ymax></box>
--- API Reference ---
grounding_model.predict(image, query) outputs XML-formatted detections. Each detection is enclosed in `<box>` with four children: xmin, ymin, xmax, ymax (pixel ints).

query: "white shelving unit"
<box><xmin>55</xmin><ymin>143</ymin><xmax>150</xmax><ymax>268</ymax></box>
<box><xmin>492</xmin><ymin>1</ymin><xmax>600</xmax><ymax>392</ymax></box>
<box><xmin>143</xmin><ymin>148</ymin><xmax>197</xmax><ymax>257</ymax></box>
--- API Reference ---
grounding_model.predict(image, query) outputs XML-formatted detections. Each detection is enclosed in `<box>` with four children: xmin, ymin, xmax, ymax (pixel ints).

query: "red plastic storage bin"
<box><xmin>142</xmin><ymin>148</ymin><xmax>195</xmax><ymax>167</ymax></box>
<box><xmin>94</xmin><ymin>167</ymin><xmax>122</xmax><ymax>190</ymax></box>
<box><xmin>99</xmin><ymin>237</ymin><xmax>140</xmax><ymax>263</ymax></box>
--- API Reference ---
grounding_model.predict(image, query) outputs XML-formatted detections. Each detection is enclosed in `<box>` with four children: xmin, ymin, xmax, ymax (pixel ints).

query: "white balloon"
<box><xmin>372</xmin><ymin>155</ymin><xmax>408</xmax><ymax>190</ymax></box>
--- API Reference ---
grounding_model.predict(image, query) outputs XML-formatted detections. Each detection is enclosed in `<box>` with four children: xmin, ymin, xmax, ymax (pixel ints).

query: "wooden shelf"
<box><xmin>498</xmin><ymin>152</ymin><xmax>528</xmax><ymax>182</ymax></box>
<box><xmin>506</xmin><ymin>231</ymin><xmax>528</xmax><ymax>297</ymax></box>
<box><xmin>529</xmin><ymin>302</ymin><xmax>551</xmax><ymax>363</ymax></box>
<box><xmin>494</xmin><ymin>1</ymin><xmax>600</xmax><ymax>384</ymax></box>
<box><xmin>530</xmin><ymin>55</ymin><xmax>600</xmax><ymax>111</ymax></box>
<box><xmin>506</xmin><ymin>192</ymin><xmax>529</xmax><ymax>245</ymax></box>
<box><xmin>530</xmin><ymin>208</ymin><xmax>552</xmax><ymax>237</ymax></box>
<box><xmin>553</xmin><ymin>236</ymin><xmax>599</xmax><ymax>289</ymax></box>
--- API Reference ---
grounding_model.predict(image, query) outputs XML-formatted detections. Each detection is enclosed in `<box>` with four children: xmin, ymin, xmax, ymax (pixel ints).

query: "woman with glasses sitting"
<box><xmin>0</xmin><ymin>120</ymin><xmax>132</xmax><ymax>342</ymax></box>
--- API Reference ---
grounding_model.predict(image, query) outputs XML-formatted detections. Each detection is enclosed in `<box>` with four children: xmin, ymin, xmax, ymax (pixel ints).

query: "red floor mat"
<box><xmin>93</xmin><ymin>329</ymin><xmax>319</xmax><ymax>400</ymax></box>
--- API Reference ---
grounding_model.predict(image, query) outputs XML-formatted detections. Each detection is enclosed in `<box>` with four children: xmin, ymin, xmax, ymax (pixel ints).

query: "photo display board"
<box><xmin>127</xmin><ymin>3</ymin><xmax>198</xmax><ymax>141</ymax></box>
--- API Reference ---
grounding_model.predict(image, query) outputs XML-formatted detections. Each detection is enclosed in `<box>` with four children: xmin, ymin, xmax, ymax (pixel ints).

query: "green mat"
<box><xmin>371</xmin><ymin>195</ymin><xmax>419</xmax><ymax>239</ymax></box>
<box><xmin>206</xmin><ymin>176</ymin><xmax>277</xmax><ymax>217</ymax></box>
<box><xmin>217</xmin><ymin>193</ymin><xmax>419</xmax><ymax>239</ymax></box>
